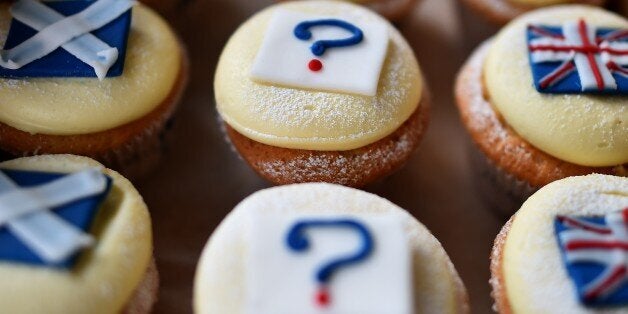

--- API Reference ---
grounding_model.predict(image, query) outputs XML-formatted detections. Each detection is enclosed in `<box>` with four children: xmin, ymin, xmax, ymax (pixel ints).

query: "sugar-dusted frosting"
<box><xmin>215</xmin><ymin>1</ymin><xmax>422</xmax><ymax>151</ymax></box>
<box><xmin>0</xmin><ymin>3</ymin><xmax>181</xmax><ymax>135</ymax></box>
<box><xmin>484</xmin><ymin>6</ymin><xmax>627</xmax><ymax>167</ymax></box>
<box><xmin>194</xmin><ymin>183</ymin><xmax>467</xmax><ymax>314</ymax></box>
<box><xmin>0</xmin><ymin>155</ymin><xmax>152</xmax><ymax>314</ymax></box>
<box><xmin>503</xmin><ymin>174</ymin><xmax>628</xmax><ymax>313</ymax></box>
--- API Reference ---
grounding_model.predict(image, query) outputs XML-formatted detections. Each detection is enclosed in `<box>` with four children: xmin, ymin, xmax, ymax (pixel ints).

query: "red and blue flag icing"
<box><xmin>555</xmin><ymin>207</ymin><xmax>628</xmax><ymax>306</ymax></box>
<box><xmin>0</xmin><ymin>0</ymin><xmax>132</xmax><ymax>78</ymax></box>
<box><xmin>0</xmin><ymin>169</ymin><xmax>111</xmax><ymax>269</ymax></box>
<box><xmin>527</xmin><ymin>20</ymin><xmax>628</xmax><ymax>94</ymax></box>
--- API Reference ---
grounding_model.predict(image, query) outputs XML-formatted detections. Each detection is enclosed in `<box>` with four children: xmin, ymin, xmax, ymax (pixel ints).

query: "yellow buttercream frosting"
<box><xmin>194</xmin><ymin>183</ymin><xmax>467</xmax><ymax>314</ymax></box>
<box><xmin>0</xmin><ymin>155</ymin><xmax>152</xmax><ymax>314</ymax></box>
<box><xmin>215</xmin><ymin>0</ymin><xmax>422</xmax><ymax>151</ymax></box>
<box><xmin>503</xmin><ymin>174</ymin><xmax>628</xmax><ymax>313</ymax></box>
<box><xmin>484</xmin><ymin>6</ymin><xmax>628</xmax><ymax>167</ymax></box>
<box><xmin>0</xmin><ymin>3</ymin><xmax>181</xmax><ymax>135</ymax></box>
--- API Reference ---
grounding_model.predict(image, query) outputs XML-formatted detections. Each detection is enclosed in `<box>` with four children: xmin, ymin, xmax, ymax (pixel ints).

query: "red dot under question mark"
<box><xmin>316</xmin><ymin>286</ymin><xmax>330</xmax><ymax>307</ymax></box>
<box><xmin>308</xmin><ymin>59</ymin><xmax>323</xmax><ymax>72</ymax></box>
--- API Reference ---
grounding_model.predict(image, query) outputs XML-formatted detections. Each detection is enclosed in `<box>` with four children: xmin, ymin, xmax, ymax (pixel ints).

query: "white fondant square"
<box><xmin>250</xmin><ymin>9</ymin><xmax>389</xmax><ymax>97</ymax></box>
<box><xmin>245</xmin><ymin>212</ymin><xmax>412</xmax><ymax>314</ymax></box>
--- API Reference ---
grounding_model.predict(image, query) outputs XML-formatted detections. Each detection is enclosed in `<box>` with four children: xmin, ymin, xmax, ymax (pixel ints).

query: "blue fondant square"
<box><xmin>0</xmin><ymin>0</ymin><xmax>132</xmax><ymax>78</ymax></box>
<box><xmin>528</xmin><ymin>26</ymin><xmax>628</xmax><ymax>95</ymax></box>
<box><xmin>555</xmin><ymin>216</ymin><xmax>628</xmax><ymax>307</ymax></box>
<box><xmin>0</xmin><ymin>169</ymin><xmax>112</xmax><ymax>269</ymax></box>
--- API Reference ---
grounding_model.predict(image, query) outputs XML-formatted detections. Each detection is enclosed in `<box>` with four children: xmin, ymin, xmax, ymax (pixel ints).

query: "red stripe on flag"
<box><xmin>579</xmin><ymin>19</ymin><xmax>605</xmax><ymax>90</ymax></box>
<box><xmin>558</xmin><ymin>216</ymin><xmax>611</xmax><ymax>234</ymax></box>
<box><xmin>566</xmin><ymin>240</ymin><xmax>628</xmax><ymax>251</ymax></box>
<box><xmin>539</xmin><ymin>61</ymin><xmax>576</xmax><ymax>89</ymax></box>
<box><xmin>529</xmin><ymin>45</ymin><xmax>628</xmax><ymax>55</ymax></box>
<box><xmin>585</xmin><ymin>265</ymin><xmax>627</xmax><ymax>300</ymax></box>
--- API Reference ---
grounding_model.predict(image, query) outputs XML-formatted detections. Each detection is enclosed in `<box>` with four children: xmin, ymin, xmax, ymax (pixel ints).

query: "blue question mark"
<box><xmin>293</xmin><ymin>19</ymin><xmax>364</xmax><ymax>72</ymax></box>
<box><xmin>286</xmin><ymin>218</ymin><xmax>374</xmax><ymax>307</ymax></box>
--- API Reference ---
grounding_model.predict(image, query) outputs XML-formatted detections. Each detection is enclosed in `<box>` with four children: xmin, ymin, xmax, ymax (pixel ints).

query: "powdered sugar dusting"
<box><xmin>456</xmin><ymin>41</ymin><xmax>513</xmax><ymax>150</ymax></box>
<box><xmin>457</xmin><ymin>41</ymin><xmax>509</xmax><ymax>142</ymax></box>
<box><xmin>241</xmin><ymin>31</ymin><xmax>416</xmax><ymax>140</ymax></box>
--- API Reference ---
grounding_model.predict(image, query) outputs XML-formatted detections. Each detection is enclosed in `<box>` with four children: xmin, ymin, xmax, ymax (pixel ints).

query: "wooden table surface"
<box><xmin>139</xmin><ymin>0</ymin><xmax>506</xmax><ymax>312</ymax></box>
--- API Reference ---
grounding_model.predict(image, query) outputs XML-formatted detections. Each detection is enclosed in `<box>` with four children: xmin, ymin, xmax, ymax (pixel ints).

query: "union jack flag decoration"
<box><xmin>528</xmin><ymin>20</ymin><xmax>628</xmax><ymax>94</ymax></box>
<box><xmin>555</xmin><ymin>207</ymin><xmax>628</xmax><ymax>306</ymax></box>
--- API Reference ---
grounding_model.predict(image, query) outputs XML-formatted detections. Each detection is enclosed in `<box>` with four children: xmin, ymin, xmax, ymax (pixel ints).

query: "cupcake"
<box><xmin>455</xmin><ymin>5</ymin><xmax>627</xmax><ymax>217</ymax></box>
<box><xmin>277</xmin><ymin>0</ymin><xmax>420</xmax><ymax>22</ymax></box>
<box><xmin>0</xmin><ymin>0</ymin><xmax>188</xmax><ymax>179</ymax></box>
<box><xmin>0</xmin><ymin>154</ymin><xmax>156</xmax><ymax>313</ymax></box>
<box><xmin>490</xmin><ymin>174</ymin><xmax>628</xmax><ymax>313</ymax></box>
<box><xmin>194</xmin><ymin>183</ymin><xmax>468</xmax><ymax>313</ymax></box>
<box><xmin>460</xmin><ymin>0</ymin><xmax>607</xmax><ymax>25</ymax></box>
<box><xmin>215</xmin><ymin>0</ymin><xmax>428</xmax><ymax>187</ymax></box>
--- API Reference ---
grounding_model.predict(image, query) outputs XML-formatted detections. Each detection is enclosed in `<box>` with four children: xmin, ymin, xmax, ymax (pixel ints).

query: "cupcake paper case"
<box><xmin>0</xmin><ymin>154</ymin><xmax>155</xmax><ymax>314</ymax></box>
<box><xmin>215</xmin><ymin>0</ymin><xmax>429</xmax><ymax>187</ymax></box>
<box><xmin>455</xmin><ymin>5</ymin><xmax>627</xmax><ymax>216</ymax></box>
<box><xmin>194</xmin><ymin>183</ymin><xmax>469</xmax><ymax>314</ymax></box>
<box><xmin>0</xmin><ymin>0</ymin><xmax>188</xmax><ymax>180</ymax></box>
<box><xmin>490</xmin><ymin>174</ymin><xmax>628</xmax><ymax>313</ymax></box>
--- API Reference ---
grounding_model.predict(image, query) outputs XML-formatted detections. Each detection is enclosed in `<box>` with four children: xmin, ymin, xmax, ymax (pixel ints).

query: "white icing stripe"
<box><xmin>530</xmin><ymin>37</ymin><xmax>574</xmax><ymax>63</ymax></box>
<box><xmin>607</xmin><ymin>210</ymin><xmax>628</xmax><ymax>239</ymax></box>
<box><xmin>596</xmin><ymin>54</ymin><xmax>616</xmax><ymax>89</ymax></box>
<box><xmin>9</xmin><ymin>0</ymin><xmax>119</xmax><ymax>79</ymax></box>
<box><xmin>560</xmin><ymin>229</ymin><xmax>613</xmax><ymax>243</ymax></box>
<box><xmin>0</xmin><ymin>168</ymin><xmax>107</xmax><ymax>263</ymax></box>
<box><xmin>0</xmin><ymin>169</ymin><xmax>107</xmax><ymax>225</ymax></box>
<box><xmin>563</xmin><ymin>21</ymin><xmax>616</xmax><ymax>90</ymax></box>
<box><xmin>565</xmin><ymin>250</ymin><xmax>621</xmax><ymax>264</ymax></box>
<box><xmin>0</xmin><ymin>0</ymin><xmax>135</xmax><ymax>79</ymax></box>
<box><xmin>7</xmin><ymin>210</ymin><xmax>94</xmax><ymax>263</ymax></box>
<box><xmin>601</xmin><ymin>42</ymin><xmax>628</xmax><ymax>66</ymax></box>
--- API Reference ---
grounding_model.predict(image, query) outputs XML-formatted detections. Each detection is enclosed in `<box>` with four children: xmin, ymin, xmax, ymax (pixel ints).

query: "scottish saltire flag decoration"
<box><xmin>555</xmin><ymin>208</ymin><xmax>628</xmax><ymax>306</ymax></box>
<box><xmin>0</xmin><ymin>168</ymin><xmax>111</xmax><ymax>269</ymax></box>
<box><xmin>527</xmin><ymin>20</ymin><xmax>628</xmax><ymax>94</ymax></box>
<box><xmin>0</xmin><ymin>0</ymin><xmax>135</xmax><ymax>80</ymax></box>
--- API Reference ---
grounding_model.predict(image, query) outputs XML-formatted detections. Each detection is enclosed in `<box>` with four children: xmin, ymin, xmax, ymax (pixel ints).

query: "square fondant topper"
<box><xmin>250</xmin><ymin>9</ymin><xmax>389</xmax><ymax>97</ymax></box>
<box><xmin>555</xmin><ymin>208</ymin><xmax>628</xmax><ymax>307</ymax></box>
<box><xmin>0</xmin><ymin>0</ymin><xmax>132</xmax><ymax>78</ymax></box>
<box><xmin>245</xmin><ymin>212</ymin><xmax>413</xmax><ymax>314</ymax></box>
<box><xmin>527</xmin><ymin>21</ymin><xmax>628</xmax><ymax>94</ymax></box>
<box><xmin>0</xmin><ymin>169</ymin><xmax>112</xmax><ymax>269</ymax></box>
